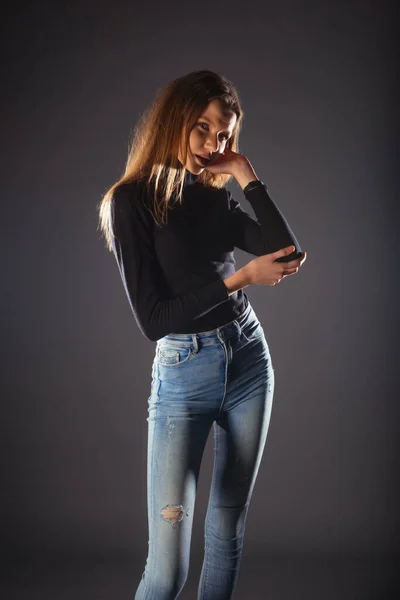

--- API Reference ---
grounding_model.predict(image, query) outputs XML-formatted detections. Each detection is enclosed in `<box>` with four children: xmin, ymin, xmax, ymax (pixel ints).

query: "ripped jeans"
<box><xmin>134</xmin><ymin>301</ymin><xmax>275</xmax><ymax>600</ymax></box>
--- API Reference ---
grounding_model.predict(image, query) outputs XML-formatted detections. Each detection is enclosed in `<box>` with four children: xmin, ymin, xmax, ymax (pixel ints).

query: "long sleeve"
<box><xmin>226</xmin><ymin>181</ymin><xmax>302</xmax><ymax>262</ymax></box>
<box><xmin>110</xmin><ymin>184</ymin><xmax>230</xmax><ymax>341</ymax></box>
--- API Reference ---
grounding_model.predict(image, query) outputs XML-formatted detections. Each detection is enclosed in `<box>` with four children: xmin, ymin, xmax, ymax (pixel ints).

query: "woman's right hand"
<box><xmin>247</xmin><ymin>245</ymin><xmax>307</xmax><ymax>286</ymax></box>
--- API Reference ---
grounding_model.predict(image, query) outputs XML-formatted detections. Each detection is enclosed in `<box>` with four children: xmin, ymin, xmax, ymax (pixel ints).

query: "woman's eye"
<box><xmin>198</xmin><ymin>123</ymin><xmax>229</xmax><ymax>140</ymax></box>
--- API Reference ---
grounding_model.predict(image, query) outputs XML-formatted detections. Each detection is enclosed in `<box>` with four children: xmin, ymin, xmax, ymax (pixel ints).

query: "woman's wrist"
<box><xmin>223</xmin><ymin>264</ymin><xmax>254</xmax><ymax>296</ymax></box>
<box><xmin>231</xmin><ymin>158</ymin><xmax>259</xmax><ymax>190</ymax></box>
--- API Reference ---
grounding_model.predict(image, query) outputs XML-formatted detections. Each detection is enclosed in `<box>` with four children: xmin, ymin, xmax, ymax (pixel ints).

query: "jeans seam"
<box><xmin>143</xmin><ymin>361</ymin><xmax>160</xmax><ymax>597</ymax></box>
<box><xmin>202</xmin><ymin>421</ymin><xmax>220</xmax><ymax>599</ymax></box>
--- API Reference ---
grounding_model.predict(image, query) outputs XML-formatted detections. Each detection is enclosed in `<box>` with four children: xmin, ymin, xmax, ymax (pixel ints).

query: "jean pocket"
<box><xmin>241</xmin><ymin>320</ymin><xmax>264</xmax><ymax>343</ymax></box>
<box><xmin>157</xmin><ymin>343</ymin><xmax>193</xmax><ymax>367</ymax></box>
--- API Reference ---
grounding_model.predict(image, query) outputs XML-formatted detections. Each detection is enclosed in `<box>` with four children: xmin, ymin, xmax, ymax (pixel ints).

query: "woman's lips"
<box><xmin>195</xmin><ymin>154</ymin><xmax>210</xmax><ymax>166</ymax></box>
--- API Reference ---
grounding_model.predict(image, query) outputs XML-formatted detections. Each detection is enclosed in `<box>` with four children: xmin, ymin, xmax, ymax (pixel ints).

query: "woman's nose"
<box><xmin>205</xmin><ymin>135</ymin><xmax>220</xmax><ymax>153</ymax></box>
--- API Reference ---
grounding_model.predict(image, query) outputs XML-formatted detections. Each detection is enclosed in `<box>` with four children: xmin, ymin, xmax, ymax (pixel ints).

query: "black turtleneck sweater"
<box><xmin>110</xmin><ymin>170</ymin><xmax>302</xmax><ymax>341</ymax></box>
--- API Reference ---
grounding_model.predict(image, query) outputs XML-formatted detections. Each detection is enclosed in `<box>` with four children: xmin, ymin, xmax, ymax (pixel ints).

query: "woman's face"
<box><xmin>178</xmin><ymin>99</ymin><xmax>237</xmax><ymax>174</ymax></box>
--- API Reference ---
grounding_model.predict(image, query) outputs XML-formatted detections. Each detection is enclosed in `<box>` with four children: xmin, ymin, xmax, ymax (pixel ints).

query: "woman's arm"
<box><xmin>110</xmin><ymin>184</ymin><xmax>233</xmax><ymax>341</ymax></box>
<box><xmin>224</xmin><ymin>158</ymin><xmax>303</xmax><ymax>262</ymax></box>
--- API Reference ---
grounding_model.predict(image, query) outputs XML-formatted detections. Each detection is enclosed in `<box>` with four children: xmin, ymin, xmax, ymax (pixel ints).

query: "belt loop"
<box><xmin>192</xmin><ymin>333</ymin><xmax>199</xmax><ymax>353</ymax></box>
<box><xmin>234</xmin><ymin>320</ymin><xmax>242</xmax><ymax>338</ymax></box>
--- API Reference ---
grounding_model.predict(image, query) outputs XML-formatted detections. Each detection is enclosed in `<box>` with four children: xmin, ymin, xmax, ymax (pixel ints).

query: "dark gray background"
<box><xmin>1</xmin><ymin>0</ymin><xmax>398</xmax><ymax>598</ymax></box>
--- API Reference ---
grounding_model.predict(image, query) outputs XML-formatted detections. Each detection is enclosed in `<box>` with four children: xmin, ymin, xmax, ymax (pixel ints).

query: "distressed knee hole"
<box><xmin>161</xmin><ymin>504</ymin><xmax>184</xmax><ymax>527</ymax></box>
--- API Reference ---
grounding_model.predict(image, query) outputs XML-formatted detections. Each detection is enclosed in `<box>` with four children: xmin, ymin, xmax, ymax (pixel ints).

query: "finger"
<box><xmin>285</xmin><ymin>259</ymin><xmax>301</xmax><ymax>268</ymax></box>
<box><xmin>285</xmin><ymin>251</ymin><xmax>307</xmax><ymax>269</ymax></box>
<box><xmin>279</xmin><ymin>267</ymin><xmax>298</xmax><ymax>279</ymax></box>
<box><xmin>300</xmin><ymin>251</ymin><xmax>307</xmax><ymax>265</ymax></box>
<box><xmin>272</xmin><ymin>245</ymin><xmax>295</xmax><ymax>260</ymax></box>
<box><xmin>285</xmin><ymin>258</ymin><xmax>302</xmax><ymax>268</ymax></box>
<box><xmin>283</xmin><ymin>267</ymin><xmax>299</xmax><ymax>277</ymax></box>
<box><xmin>296</xmin><ymin>252</ymin><xmax>307</xmax><ymax>267</ymax></box>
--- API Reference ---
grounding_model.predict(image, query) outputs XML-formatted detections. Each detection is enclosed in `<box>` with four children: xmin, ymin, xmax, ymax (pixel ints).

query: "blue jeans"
<box><xmin>135</xmin><ymin>301</ymin><xmax>275</xmax><ymax>600</ymax></box>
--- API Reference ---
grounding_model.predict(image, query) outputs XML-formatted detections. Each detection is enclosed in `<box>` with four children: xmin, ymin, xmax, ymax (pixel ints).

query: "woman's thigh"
<box><xmin>145</xmin><ymin>341</ymin><xmax>224</xmax><ymax>572</ymax></box>
<box><xmin>209</xmin><ymin>330</ymin><xmax>275</xmax><ymax>512</ymax></box>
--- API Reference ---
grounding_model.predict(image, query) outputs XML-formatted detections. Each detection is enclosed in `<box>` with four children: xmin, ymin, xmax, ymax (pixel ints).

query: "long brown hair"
<box><xmin>97</xmin><ymin>70</ymin><xmax>244</xmax><ymax>252</ymax></box>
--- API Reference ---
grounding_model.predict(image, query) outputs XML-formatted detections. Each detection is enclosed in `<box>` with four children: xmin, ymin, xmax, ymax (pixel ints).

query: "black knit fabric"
<box><xmin>110</xmin><ymin>169</ymin><xmax>302</xmax><ymax>341</ymax></box>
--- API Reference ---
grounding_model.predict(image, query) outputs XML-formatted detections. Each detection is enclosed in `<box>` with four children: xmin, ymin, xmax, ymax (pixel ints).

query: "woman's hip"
<box><xmin>149</xmin><ymin>303</ymin><xmax>273</xmax><ymax>415</ymax></box>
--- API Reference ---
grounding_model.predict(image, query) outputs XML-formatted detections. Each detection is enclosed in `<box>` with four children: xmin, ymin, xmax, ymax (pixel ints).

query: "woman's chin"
<box><xmin>190</xmin><ymin>159</ymin><xmax>205</xmax><ymax>173</ymax></box>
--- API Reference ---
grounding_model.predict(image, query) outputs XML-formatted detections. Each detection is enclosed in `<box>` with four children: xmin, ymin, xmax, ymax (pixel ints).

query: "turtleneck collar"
<box><xmin>176</xmin><ymin>158</ymin><xmax>200</xmax><ymax>187</ymax></box>
<box><xmin>184</xmin><ymin>168</ymin><xmax>199</xmax><ymax>186</ymax></box>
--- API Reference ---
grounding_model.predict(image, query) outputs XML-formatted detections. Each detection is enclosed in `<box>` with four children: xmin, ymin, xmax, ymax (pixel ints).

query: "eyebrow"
<box><xmin>199</xmin><ymin>115</ymin><xmax>233</xmax><ymax>132</ymax></box>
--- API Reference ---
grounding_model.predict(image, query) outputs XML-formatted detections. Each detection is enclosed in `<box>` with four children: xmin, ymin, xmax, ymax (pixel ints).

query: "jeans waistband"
<box><xmin>157</xmin><ymin>301</ymin><xmax>255</xmax><ymax>347</ymax></box>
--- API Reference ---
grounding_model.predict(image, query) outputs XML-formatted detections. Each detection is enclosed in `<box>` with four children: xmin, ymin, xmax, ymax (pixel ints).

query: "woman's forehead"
<box><xmin>200</xmin><ymin>102</ymin><xmax>237</xmax><ymax>128</ymax></box>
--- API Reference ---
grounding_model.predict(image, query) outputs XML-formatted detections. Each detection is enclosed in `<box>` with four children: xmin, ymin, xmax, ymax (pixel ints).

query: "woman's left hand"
<box><xmin>205</xmin><ymin>147</ymin><xmax>247</xmax><ymax>176</ymax></box>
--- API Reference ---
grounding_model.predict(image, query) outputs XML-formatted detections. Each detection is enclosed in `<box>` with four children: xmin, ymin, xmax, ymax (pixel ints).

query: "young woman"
<box><xmin>98</xmin><ymin>70</ymin><xmax>306</xmax><ymax>600</ymax></box>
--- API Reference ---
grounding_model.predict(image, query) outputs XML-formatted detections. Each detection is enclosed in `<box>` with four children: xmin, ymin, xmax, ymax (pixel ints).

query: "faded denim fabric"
<box><xmin>135</xmin><ymin>301</ymin><xmax>275</xmax><ymax>600</ymax></box>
